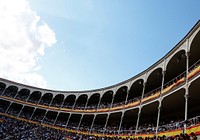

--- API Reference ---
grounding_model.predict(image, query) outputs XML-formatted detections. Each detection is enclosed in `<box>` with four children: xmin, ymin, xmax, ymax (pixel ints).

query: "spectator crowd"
<box><xmin>0</xmin><ymin>114</ymin><xmax>198</xmax><ymax>140</ymax></box>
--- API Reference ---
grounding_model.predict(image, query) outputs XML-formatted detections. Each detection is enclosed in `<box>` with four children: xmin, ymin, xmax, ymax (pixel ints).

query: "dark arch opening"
<box><xmin>159</xmin><ymin>88</ymin><xmax>185</xmax><ymax>132</ymax></box>
<box><xmin>27</xmin><ymin>91</ymin><xmax>42</xmax><ymax>104</ymax></box>
<box><xmin>106</xmin><ymin>112</ymin><xmax>122</xmax><ymax>134</ymax></box>
<box><xmin>86</xmin><ymin>93</ymin><xmax>100</xmax><ymax>109</ymax></box>
<box><xmin>99</xmin><ymin>90</ymin><xmax>113</xmax><ymax>109</ymax></box>
<box><xmin>44</xmin><ymin>111</ymin><xmax>58</xmax><ymax>125</ymax></box>
<box><xmin>16</xmin><ymin>88</ymin><xmax>30</xmax><ymax>101</ymax></box>
<box><xmin>74</xmin><ymin>94</ymin><xmax>88</xmax><ymax>109</ymax></box>
<box><xmin>165</xmin><ymin>50</ymin><xmax>186</xmax><ymax>85</ymax></box>
<box><xmin>31</xmin><ymin>108</ymin><xmax>46</xmax><ymax>122</ymax></box>
<box><xmin>144</xmin><ymin>68</ymin><xmax>162</xmax><ymax>98</ymax></box>
<box><xmin>138</xmin><ymin>101</ymin><xmax>159</xmax><ymax>134</ymax></box>
<box><xmin>0</xmin><ymin>82</ymin><xmax>6</xmax><ymax>95</ymax></box>
<box><xmin>7</xmin><ymin>102</ymin><xmax>23</xmax><ymax>116</ymax></box>
<box><xmin>188</xmin><ymin>78</ymin><xmax>200</xmax><ymax>119</ymax></box>
<box><xmin>189</xmin><ymin>30</ymin><xmax>200</xmax><ymax>67</ymax></box>
<box><xmin>79</xmin><ymin>114</ymin><xmax>94</xmax><ymax>131</ymax></box>
<box><xmin>67</xmin><ymin>114</ymin><xmax>82</xmax><ymax>129</ymax></box>
<box><xmin>113</xmin><ymin>86</ymin><xmax>128</xmax><ymax>107</ymax></box>
<box><xmin>55</xmin><ymin>113</ymin><xmax>70</xmax><ymax>127</ymax></box>
<box><xmin>19</xmin><ymin>106</ymin><xmax>35</xmax><ymax>119</ymax></box>
<box><xmin>39</xmin><ymin>93</ymin><xmax>53</xmax><ymax>105</ymax></box>
<box><xmin>0</xmin><ymin>99</ymin><xmax>10</xmax><ymax>113</ymax></box>
<box><xmin>63</xmin><ymin>95</ymin><xmax>76</xmax><ymax>109</ymax></box>
<box><xmin>128</xmin><ymin>79</ymin><xmax>144</xmax><ymax>102</ymax></box>
<box><xmin>3</xmin><ymin>85</ymin><xmax>18</xmax><ymax>98</ymax></box>
<box><xmin>121</xmin><ymin>108</ymin><xmax>139</xmax><ymax>134</ymax></box>
<box><xmin>51</xmin><ymin>94</ymin><xmax>64</xmax><ymax>107</ymax></box>
<box><xmin>92</xmin><ymin>114</ymin><xmax>108</xmax><ymax>133</ymax></box>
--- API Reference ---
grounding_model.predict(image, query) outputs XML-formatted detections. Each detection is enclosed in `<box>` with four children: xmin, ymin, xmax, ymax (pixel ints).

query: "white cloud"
<box><xmin>0</xmin><ymin>0</ymin><xmax>56</xmax><ymax>88</ymax></box>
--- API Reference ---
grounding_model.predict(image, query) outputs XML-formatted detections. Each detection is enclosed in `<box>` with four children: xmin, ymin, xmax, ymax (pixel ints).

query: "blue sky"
<box><xmin>8</xmin><ymin>0</ymin><xmax>200</xmax><ymax>91</ymax></box>
<box><xmin>28</xmin><ymin>0</ymin><xmax>200</xmax><ymax>91</ymax></box>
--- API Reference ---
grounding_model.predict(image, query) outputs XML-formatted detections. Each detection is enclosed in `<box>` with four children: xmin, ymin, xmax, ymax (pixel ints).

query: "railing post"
<box><xmin>0</xmin><ymin>85</ymin><xmax>7</xmax><ymax>96</ymax></box>
<box><xmin>76</xmin><ymin>114</ymin><xmax>83</xmax><ymax>132</ymax></box>
<box><xmin>60</xmin><ymin>97</ymin><xmax>66</xmax><ymax>108</ymax></box>
<box><xmin>53</xmin><ymin>112</ymin><xmax>59</xmax><ymax>125</ymax></box>
<box><xmin>135</xmin><ymin>108</ymin><xmax>141</xmax><ymax>138</ymax></box>
<box><xmin>48</xmin><ymin>96</ymin><xmax>54</xmax><ymax>107</ymax></box>
<box><xmin>89</xmin><ymin>114</ymin><xmax>96</xmax><ymax>133</ymax></box>
<box><xmin>41</xmin><ymin>110</ymin><xmax>48</xmax><ymax>123</ymax></box>
<box><xmin>5</xmin><ymin>101</ymin><xmax>12</xmax><ymax>113</ymax></box>
<box><xmin>37</xmin><ymin>95</ymin><xmax>43</xmax><ymax>105</ymax></box>
<box><xmin>102</xmin><ymin>90</ymin><xmax>115</xmax><ymax>137</ymax></box>
<box><xmin>72</xmin><ymin>97</ymin><xmax>78</xmax><ymax>110</ymax></box>
<box><xmin>118</xmin><ymin>111</ymin><xmax>124</xmax><ymax>134</ymax></box>
<box><xmin>103</xmin><ymin>113</ymin><xmax>110</xmax><ymax>137</ymax></box>
<box><xmin>155</xmin><ymin>70</ymin><xmax>165</xmax><ymax>137</ymax></box>
<box><xmin>155</xmin><ymin>103</ymin><xmax>162</xmax><ymax>137</ymax></box>
<box><xmin>184</xmin><ymin>51</ymin><xmax>190</xmax><ymax>133</ymax></box>
<box><xmin>96</xmin><ymin>94</ymin><xmax>102</xmax><ymax>111</ymax></box>
<box><xmin>118</xmin><ymin>88</ymin><xmax>129</xmax><ymax>133</ymax></box>
<box><xmin>65</xmin><ymin>113</ymin><xmax>71</xmax><ymax>129</ymax></box>
<box><xmin>25</xmin><ymin>93</ymin><xmax>31</xmax><ymax>102</ymax></box>
<box><xmin>30</xmin><ymin>107</ymin><xmax>36</xmax><ymax>120</ymax></box>
<box><xmin>135</xmin><ymin>81</ymin><xmax>146</xmax><ymax>138</ymax></box>
<box><xmin>84</xmin><ymin>96</ymin><xmax>89</xmax><ymax>110</ymax></box>
<box><xmin>17</xmin><ymin>105</ymin><xmax>24</xmax><ymax>118</ymax></box>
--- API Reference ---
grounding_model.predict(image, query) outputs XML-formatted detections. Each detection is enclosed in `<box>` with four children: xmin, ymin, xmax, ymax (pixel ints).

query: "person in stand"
<box><xmin>190</xmin><ymin>132</ymin><xmax>197</xmax><ymax>140</ymax></box>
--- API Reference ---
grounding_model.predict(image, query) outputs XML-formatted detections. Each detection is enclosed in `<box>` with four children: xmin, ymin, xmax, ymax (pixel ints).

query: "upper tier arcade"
<box><xmin>1</xmin><ymin>20</ymin><xmax>200</xmax><ymax>138</ymax></box>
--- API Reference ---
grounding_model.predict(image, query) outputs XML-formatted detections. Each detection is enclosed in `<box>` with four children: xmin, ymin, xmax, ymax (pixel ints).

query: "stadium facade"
<box><xmin>1</xmin><ymin>20</ymin><xmax>200</xmax><ymax>139</ymax></box>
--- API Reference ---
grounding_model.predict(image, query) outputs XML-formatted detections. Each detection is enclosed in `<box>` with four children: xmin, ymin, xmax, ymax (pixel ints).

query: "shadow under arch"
<box><xmin>165</xmin><ymin>50</ymin><xmax>186</xmax><ymax>85</ymax></box>
<box><xmin>144</xmin><ymin>68</ymin><xmax>163</xmax><ymax>95</ymax></box>
<box><xmin>189</xmin><ymin>30</ymin><xmax>200</xmax><ymax>67</ymax></box>
<box><xmin>27</xmin><ymin>91</ymin><xmax>42</xmax><ymax>104</ymax></box>
<box><xmin>113</xmin><ymin>86</ymin><xmax>128</xmax><ymax>105</ymax></box>
<box><xmin>63</xmin><ymin>94</ymin><xmax>76</xmax><ymax>108</ymax></box>
<box><xmin>87</xmin><ymin>93</ymin><xmax>100</xmax><ymax>109</ymax></box>
<box><xmin>128</xmin><ymin>79</ymin><xmax>144</xmax><ymax>101</ymax></box>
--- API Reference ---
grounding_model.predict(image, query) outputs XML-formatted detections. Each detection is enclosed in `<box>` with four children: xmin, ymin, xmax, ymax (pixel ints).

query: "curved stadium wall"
<box><xmin>1</xmin><ymin>20</ymin><xmax>200</xmax><ymax>139</ymax></box>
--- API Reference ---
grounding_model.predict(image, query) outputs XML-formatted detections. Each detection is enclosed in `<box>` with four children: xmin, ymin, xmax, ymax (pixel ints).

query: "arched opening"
<box><xmin>92</xmin><ymin>114</ymin><xmax>108</xmax><ymax>133</ymax></box>
<box><xmin>39</xmin><ymin>93</ymin><xmax>53</xmax><ymax>105</ymax></box>
<box><xmin>165</xmin><ymin>50</ymin><xmax>186</xmax><ymax>86</ymax></box>
<box><xmin>7</xmin><ymin>102</ymin><xmax>23</xmax><ymax>116</ymax></box>
<box><xmin>188</xmin><ymin>78</ymin><xmax>200</xmax><ymax>119</ymax></box>
<box><xmin>159</xmin><ymin>88</ymin><xmax>185</xmax><ymax>132</ymax></box>
<box><xmin>113</xmin><ymin>86</ymin><xmax>128</xmax><ymax>107</ymax></box>
<box><xmin>74</xmin><ymin>94</ymin><xmax>88</xmax><ymax>109</ymax></box>
<box><xmin>67</xmin><ymin>114</ymin><xmax>82</xmax><ymax>129</ymax></box>
<box><xmin>106</xmin><ymin>112</ymin><xmax>122</xmax><ymax>134</ymax></box>
<box><xmin>55</xmin><ymin>113</ymin><xmax>70</xmax><ymax>127</ymax></box>
<box><xmin>128</xmin><ymin>79</ymin><xmax>144</xmax><ymax>102</ymax></box>
<box><xmin>43</xmin><ymin>111</ymin><xmax>58</xmax><ymax>125</ymax></box>
<box><xmin>0</xmin><ymin>99</ymin><xmax>10</xmax><ymax>113</ymax></box>
<box><xmin>63</xmin><ymin>95</ymin><xmax>76</xmax><ymax>109</ymax></box>
<box><xmin>99</xmin><ymin>90</ymin><xmax>113</xmax><ymax>109</ymax></box>
<box><xmin>121</xmin><ymin>108</ymin><xmax>139</xmax><ymax>134</ymax></box>
<box><xmin>86</xmin><ymin>93</ymin><xmax>100</xmax><ymax>109</ymax></box>
<box><xmin>51</xmin><ymin>94</ymin><xmax>64</xmax><ymax>107</ymax></box>
<box><xmin>16</xmin><ymin>88</ymin><xmax>30</xmax><ymax>101</ymax></box>
<box><xmin>0</xmin><ymin>82</ymin><xmax>6</xmax><ymax>95</ymax></box>
<box><xmin>19</xmin><ymin>106</ymin><xmax>35</xmax><ymax>119</ymax></box>
<box><xmin>189</xmin><ymin>30</ymin><xmax>200</xmax><ymax>67</ymax></box>
<box><xmin>31</xmin><ymin>108</ymin><xmax>46</xmax><ymax>122</ymax></box>
<box><xmin>3</xmin><ymin>85</ymin><xmax>18</xmax><ymax>98</ymax></box>
<box><xmin>27</xmin><ymin>91</ymin><xmax>42</xmax><ymax>104</ymax></box>
<box><xmin>138</xmin><ymin>101</ymin><xmax>159</xmax><ymax>134</ymax></box>
<box><xmin>79</xmin><ymin>114</ymin><xmax>94</xmax><ymax>131</ymax></box>
<box><xmin>144</xmin><ymin>68</ymin><xmax>163</xmax><ymax>97</ymax></box>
